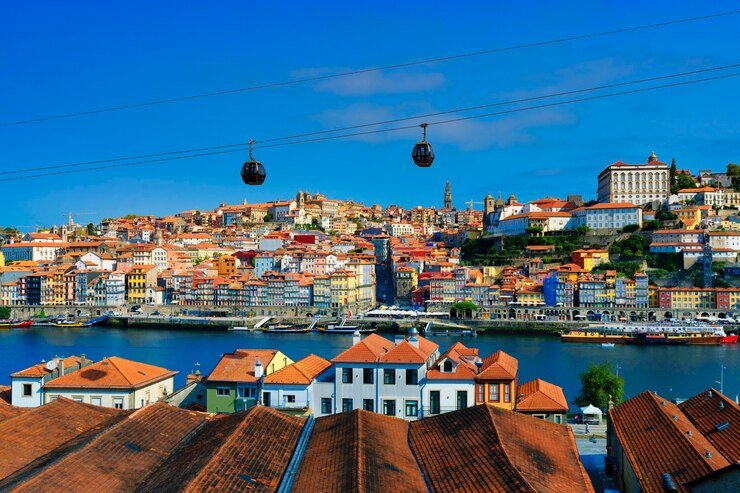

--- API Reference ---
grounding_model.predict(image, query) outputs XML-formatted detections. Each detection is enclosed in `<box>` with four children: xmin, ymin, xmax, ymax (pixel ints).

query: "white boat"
<box><xmin>229</xmin><ymin>326</ymin><xmax>252</xmax><ymax>331</ymax></box>
<box><xmin>601</xmin><ymin>343</ymin><xmax>615</xmax><ymax>348</ymax></box>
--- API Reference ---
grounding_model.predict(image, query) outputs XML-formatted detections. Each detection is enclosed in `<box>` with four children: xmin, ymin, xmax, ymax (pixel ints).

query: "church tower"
<box><xmin>484</xmin><ymin>193</ymin><xmax>495</xmax><ymax>228</ymax></box>
<box><xmin>444</xmin><ymin>180</ymin><xmax>452</xmax><ymax>209</ymax></box>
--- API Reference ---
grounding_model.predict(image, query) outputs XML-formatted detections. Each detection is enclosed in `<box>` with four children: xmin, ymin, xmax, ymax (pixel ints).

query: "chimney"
<box><xmin>254</xmin><ymin>359</ymin><xmax>264</xmax><ymax>379</ymax></box>
<box><xmin>353</xmin><ymin>330</ymin><xmax>361</xmax><ymax>346</ymax></box>
<box><xmin>59</xmin><ymin>358</ymin><xmax>65</xmax><ymax>376</ymax></box>
<box><xmin>409</xmin><ymin>336</ymin><xmax>419</xmax><ymax>348</ymax></box>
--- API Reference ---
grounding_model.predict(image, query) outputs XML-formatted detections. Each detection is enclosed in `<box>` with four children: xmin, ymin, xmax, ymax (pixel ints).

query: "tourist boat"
<box><xmin>318</xmin><ymin>324</ymin><xmax>376</xmax><ymax>334</ymax></box>
<box><xmin>52</xmin><ymin>314</ymin><xmax>109</xmax><ymax>328</ymax></box>
<box><xmin>0</xmin><ymin>320</ymin><xmax>33</xmax><ymax>329</ymax></box>
<box><xmin>562</xmin><ymin>323</ymin><xmax>728</xmax><ymax>345</ymax></box>
<box><xmin>262</xmin><ymin>324</ymin><xmax>309</xmax><ymax>333</ymax></box>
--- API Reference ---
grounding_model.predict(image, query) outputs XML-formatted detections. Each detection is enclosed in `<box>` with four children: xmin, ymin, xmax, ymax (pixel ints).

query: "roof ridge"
<box><xmin>484</xmin><ymin>405</ymin><xmax>537</xmax><ymax>493</ymax></box>
<box><xmin>103</xmin><ymin>356</ymin><xmax>133</xmax><ymax>386</ymax></box>
<box><xmin>355</xmin><ymin>410</ymin><xmax>365</xmax><ymax>493</ymax></box>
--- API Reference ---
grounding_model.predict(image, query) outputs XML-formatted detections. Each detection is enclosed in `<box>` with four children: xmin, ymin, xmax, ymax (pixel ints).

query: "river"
<box><xmin>0</xmin><ymin>326</ymin><xmax>737</xmax><ymax>407</ymax></box>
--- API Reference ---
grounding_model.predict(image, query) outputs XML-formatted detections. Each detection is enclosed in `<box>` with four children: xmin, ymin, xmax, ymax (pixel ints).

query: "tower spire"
<box><xmin>444</xmin><ymin>180</ymin><xmax>452</xmax><ymax>209</ymax></box>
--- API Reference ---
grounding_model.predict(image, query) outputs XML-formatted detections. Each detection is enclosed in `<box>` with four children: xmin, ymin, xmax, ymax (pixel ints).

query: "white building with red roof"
<box><xmin>597</xmin><ymin>151</ymin><xmax>670</xmax><ymax>205</ymax></box>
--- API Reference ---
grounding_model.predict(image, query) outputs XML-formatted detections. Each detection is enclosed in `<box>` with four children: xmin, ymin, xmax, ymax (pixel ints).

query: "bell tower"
<box><xmin>484</xmin><ymin>193</ymin><xmax>495</xmax><ymax>228</ymax></box>
<box><xmin>444</xmin><ymin>180</ymin><xmax>452</xmax><ymax>209</ymax></box>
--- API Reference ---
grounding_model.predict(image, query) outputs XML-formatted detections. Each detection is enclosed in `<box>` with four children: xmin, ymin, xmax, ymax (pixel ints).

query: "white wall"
<box><xmin>11</xmin><ymin>377</ymin><xmax>44</xmax><ymax>408</ymax></box>
<box><xmin>44</xmin><ymin>376</ymin><xmax>174</xmax><ymax>410</ymax></box>
<box><xmin>424</xmin><ymin>380</ymin><xmax>476</xmax><ymax>416</ymax></box>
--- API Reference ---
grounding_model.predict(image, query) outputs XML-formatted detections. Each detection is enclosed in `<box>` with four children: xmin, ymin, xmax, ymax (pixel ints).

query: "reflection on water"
<box><xmin>0</xmin><ymin>326</ymin><xmax>737</xmax><ymax>407</ymax></box>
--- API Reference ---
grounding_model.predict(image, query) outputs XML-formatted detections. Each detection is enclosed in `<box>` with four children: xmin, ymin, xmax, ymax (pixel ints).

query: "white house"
<box><xmin>331</xmin><ymin>330</ymin><xmax>439</xmax><ymax>421</ymax></box>
<box><xmin>571</xmin><ymin>202</ymin><xmax>642</xmax><ymax>231</ymax></box>
<box><xmin>42</xmin><ymin>356</ymin><xmax>176</xmax><ymax>410</ymax></box>
<box><xmin>10</xmin><ymin>355</ymin><xmax>92</xmax><ymax>408</ymax></box>
<box><xmin>261</xmin><ymin>354</ymin><xmax>334</xmax><ymax>415</ymax></box>
<box><xmin>1</xmin><ymin>242</ymin><xmax>65</xmax><ymax>262</ymax></box>
<box><xmin>424</xmin><ymin>342</ymin><xmax>478</xmax><ymax>416</ymax></box>
<box><xmin>80</xmin><ymin>251</ymin><xmax>117</xmax><ymax>271</ymax></box>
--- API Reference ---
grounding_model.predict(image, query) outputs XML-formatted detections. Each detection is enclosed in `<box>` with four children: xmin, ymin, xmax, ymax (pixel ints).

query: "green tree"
<box><xmin>450</xmin><ymin>301</ymin><xmax>478</xmax><ymax>319</ymax></box>
<box><xmin>669</xmin><ymin>158</ymin><xmax>677</xmax><ymax>192</ymax></box>
<box><xmin>575</xmin><ymin>225</ymin><xmax>591</xmax><ymax>236</ymax></box>
<box><xmin>525</xmin><ymin>226</ymin><xmax>543</xmax><ymax>236</ymax></box>
<box><xmin>123</xmin><ymin>214</ymin><xmax>138</xmax><ymax>220</ymax></box>
<box><xmin>642</xmin><ymin>220</ymin><xmax>660</xmax><ymax>231</ymax></box>
<box><xmin>0</xmin><ymin>306</ymin><xmax>10</xmax><ymax>319</ymax></box>
<box><xmin>672</xmin><ymin>173</ymin><xmax>696</xmax><ymax>194</ymax></box>
<box><xmin>86</xmin><ymin>223</ymin><xmax>96</xmax><ymax>236</ymax></box>
<box><xmin>728</xmin><ymin>163</ymin><xmax>740</xmax><ymax>191</ymax></box>
<box><xmin>622</xmin><ymin>224</ymin><xmax>640</xmax><ymax>233</ymax></box>
<box><xmin>263</xmin><ymin>212</ymin><xmax>274</xmax><ymax>222</ymax></box>
<box><xmin>574</xmin><ymin>362</ymin><xmax>624</xmax><ymax>408</ymax></box>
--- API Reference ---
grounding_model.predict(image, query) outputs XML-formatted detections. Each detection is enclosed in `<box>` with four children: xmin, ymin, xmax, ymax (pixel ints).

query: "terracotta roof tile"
<box><xmin>516</xmin><ymin>379</ymin><xmax>568</xmax><ymax>412</ymax></box>
<box><xmin>293</xmin><ymin>410</ymin><xmax>426</xmax><ymax>492</ymax></box>
<box><xmin>139</xmin><ymin>406</ymin><xmax>306</xmax><ymax>492</ymax></box>
<box><xmin>426</xmin><ymin>342</ymin><xmax>478</xmax><ymax>381</ymax></box>
<box><xmin>207</xmin><ymin>349</ymin><xmax>278</xmax><ymax>382</ymax></box>
<box><xmin>0</xmin><ymin>398</ymin><xmax>124</xmax><ymax>480</ymax></box>
<box><xmin>10</xmin><ymin>403</ymin><xmax>206</xmax><ymax>492</ymax></box>
<box><xmin>678</xmin><ymin>388</ymin><xmax>740</xmax><ymax>463</ymax></box>
<box><xmin>43</xmin><ymin>356</ymin><xmax>176</xmax><ymax>389</ymax></box>
<box><xmin>332</xmin><ymin>334</ymin><xmax>395</xmax><ymax>363</ymax></box>
<box><xmin>477</xmin><ymin>350</ymin><xmax>518</xmax><ymax>381</ymax></box>
<box><xmin>609</xmin><ymin>391</ymin><xmax>730</xmax><ymax>493</ymax></box>
<box><xmin>11</xmin><ymin>355</ymin><xmax>84</xmax><ymax>378</ymax></box>
<box><xmin>264</xmin><ymin>354</ymin><xmax>331</xmax><ymax>385</ymax></box>
<box><xmin>409</xmin><ymin>404</ymin><xmax>593</xmax><ymax>492</ymax></box>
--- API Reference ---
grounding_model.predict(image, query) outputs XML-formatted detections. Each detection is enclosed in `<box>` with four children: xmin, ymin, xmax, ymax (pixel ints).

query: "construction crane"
<box><xmin>465</xmin><ymin>199</ymin><xmax>483</xmax><ymax>211</ymax></box>
<box><xmin>62</xmin><ymin>211</ymin><xmax>96</xmax><ymax>226</ymax></box>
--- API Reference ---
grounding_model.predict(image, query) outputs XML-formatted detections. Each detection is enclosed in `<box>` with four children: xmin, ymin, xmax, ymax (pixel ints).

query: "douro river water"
<box><xmin>1</xmin><ymin>326</ymin><xmax>737</xmax><ymax>407</ymax></box>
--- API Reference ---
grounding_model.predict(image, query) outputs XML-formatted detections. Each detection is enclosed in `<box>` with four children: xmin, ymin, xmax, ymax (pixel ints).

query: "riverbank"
<box><xmin>104</xmin><ymin>315</ymin><xmax>569</xmax><ymax>335</ymax></box>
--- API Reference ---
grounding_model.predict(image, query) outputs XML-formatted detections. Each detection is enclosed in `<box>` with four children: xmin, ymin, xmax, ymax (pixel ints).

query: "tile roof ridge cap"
<box><xmin>355</xmin><ymin>410</ymin><xmax>365</xmax><ymax>492</ymax></box>
<box><xmin>484</xmin><ymin>405</ymin><xmax>536</xmax><ymax>492</ymax></box>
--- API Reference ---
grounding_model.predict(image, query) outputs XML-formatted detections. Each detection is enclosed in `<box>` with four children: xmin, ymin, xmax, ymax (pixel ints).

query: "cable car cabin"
<box><xmin>412</xmin><ymin>141</ymin><xmax>434</xmax><ymax>167</ymax></box>
<box><xmin>241</xmin><ymin>159</ymin><xmax>266</xmax><ymax>185</ymax></box>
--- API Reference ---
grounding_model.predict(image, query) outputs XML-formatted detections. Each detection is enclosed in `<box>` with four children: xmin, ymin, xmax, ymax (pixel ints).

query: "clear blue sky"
<box><xmin>1</xmin><ymin>1</ymin><xmax>739</xmax><ymax>229</ymax></box>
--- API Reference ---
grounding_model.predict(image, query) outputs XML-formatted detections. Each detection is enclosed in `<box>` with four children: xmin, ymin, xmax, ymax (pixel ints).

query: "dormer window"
<box><xmin>442</xmin><ymin>360</ymin><xmax>454</xmax><ymax>373</ymax></box>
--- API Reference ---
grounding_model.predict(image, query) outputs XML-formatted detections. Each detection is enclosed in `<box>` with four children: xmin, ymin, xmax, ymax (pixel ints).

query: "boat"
<box><xmin>562</xmin><ymin>323</ymin><xmax>728</xmax><ymax>345</ymax></box>
<box><xmin>0</xmin><ymin>320</ymin><xmax>33</xmax><ymax>329</ymax></box>
<box><xmin>51</xmin><ymin>314</ymin><xmax>109</xmax><ymax>328</ymax></box>
<box><xmin>601</xmin><ymin>343</ymin><xmax>615</xmax><ymax>348</ymax></box>
<box><xmin>319</xmin><ymin>325</ymin><xmax>376</xmax><ymax>334</ymax></box>
<box><xmin>721</xmin><ymin>333</ymin><xmax>739</xmax><ymax>344</ymax></box>
<box><xmin>229</xmin><ymin>326</ymin><xmax>252</xmax><ymax>331</ymax></box>
<box><xmin>262</xmin><ymin>324</ymin><xmax>309</xmax><ymax>333</ymax></box>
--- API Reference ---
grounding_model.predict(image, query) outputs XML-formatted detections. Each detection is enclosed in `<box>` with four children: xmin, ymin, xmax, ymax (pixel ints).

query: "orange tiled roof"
<box><xmin>207</xmin><ymin>349</ymin><xmax>278</xmax><ymax>382</ymax></box>
<box><xmin>409</xmin><ymin>404</ymin><xmax>593</xmax><ymax>492</ymax></box>
<box><xmin>11</xmin><ymin>355</ymin><xmax>84</xmax><ymax>378</ymax></box>
<box><xmin>43</xmin><ymin>356</ymin><xmax>176</xmax><ymax>389</ymax></box>
<box><xmin>332</xmin><ymin>333</ymin><xmax>395</xmax><ymax>363</ymax></box>
<box><xmin>477</xmin><ymin>350</ymin><xmax>518</xmax><ymax>381</ymax></box>
<box><xmin>0</xmin><ymin>398</ymin><xmax>124</xmax><ymax>480</ymax></box>
<box><xmin>11</xmin><ymin>403</ymin><xmax>205</xmax><ymax>491</ymax></box>
<box><xmin>516</xmin><ymin>378</ymin><xmax>568</xmax><ymax>412</ymax></box>
<box><xmin>264</xmin><ymin>354</ymin><xmax>331</xmax><ymax>385</ymax></box>
<box><xmin>610</xmin><ymin>391</ymin><xmax>730</xmax><ymax>493</ymax></box>
<box><xmin>678</xmin><ymin>389</ymin><xmax>739</xmax><ymax>463</ymax></box>
<box><xmin>426</xmin><ymin>341</ymin><xmax>479</xmax><ymax>381</ymax></box>
<box><xmin>293</xmin><ymin>410</ymin><xmax>427</xmax><ymax>492</ymax></box>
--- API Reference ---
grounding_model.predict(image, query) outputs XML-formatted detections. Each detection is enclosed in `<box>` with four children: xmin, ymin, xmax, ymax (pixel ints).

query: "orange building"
<box><xmin>474</xmin><ymin>350</ymin><xmax>518</xmax><ymax>410</ymax></box>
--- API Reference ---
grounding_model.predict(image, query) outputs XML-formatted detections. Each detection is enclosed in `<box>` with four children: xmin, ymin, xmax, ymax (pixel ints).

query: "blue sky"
<box><xmin>1</xmin><ymin>1</ymin><xmax>739</xmax><ymax>229</ymax></box>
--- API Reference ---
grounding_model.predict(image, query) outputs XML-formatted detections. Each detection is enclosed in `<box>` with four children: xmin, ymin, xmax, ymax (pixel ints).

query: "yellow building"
<box><xmin>214</xmin><ymin>255</ymin><xmax>237</xmax><ymax>277</ymax></box>
<box><xmin>0</xmin><ymin>251</ymin><xmax>4</xmax><ymax>267</ymax></box>
<box><xmin>127</xmin><ymin>265</ymin><xmax>157</xmax><ymax>303</ymax></box>
<box><xmin>674</xmin><ymin>207</ymin><xmax>701</xmax><ymax>229</ymax></box>
<box><xmin>571</xmin><ymin>249</ymin><xmax>610</xmax><ymax>272</ymax></box>
<box><xmin>329</xmin><ymin>270</ymin><xmax>359</xmax><ymax>310</ymax></box>
<box><xmin>515</xmin><ymin>290</ymin><xmax>544</xmax><ymax>306</ymax></box>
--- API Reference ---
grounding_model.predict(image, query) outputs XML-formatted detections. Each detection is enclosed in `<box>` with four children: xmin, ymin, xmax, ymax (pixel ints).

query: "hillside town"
<box><xmin>2</xmin><ymin>153</ymin><xmax>740</xmax><ymax>319</ymax></box>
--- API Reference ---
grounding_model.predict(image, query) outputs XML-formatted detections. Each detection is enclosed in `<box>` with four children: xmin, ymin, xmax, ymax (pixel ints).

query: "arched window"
<box><xmin>443</xmin><ymin>360</ymin><xmax>453</xmax><ymax>372</ymax></box>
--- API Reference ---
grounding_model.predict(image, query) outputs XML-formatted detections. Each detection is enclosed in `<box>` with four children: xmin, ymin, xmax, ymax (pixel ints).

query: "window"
<box><xmin>363</xmin><ymin>399</ymin><xmax>374</xmax><ymax>412</ymax></box>
<box><xmin>342</xmin><ymin>398</ymin><xmax>353</xmax><ymax>412</ymax></box>
<box><xmin>321</xmin><ymin>398</ymin><xmax>332</xmax><ymax>414</ymax></box>
<box><xmin>286</xmin><ymin>394</ymin><xmax>296</xmax><ymax>403</ymax></box>
<box><xmin>429</xmin><ymin>391</ymin><xmax>441</xmax><ymax>415</ymax></box>
<box><xmin>382</xmin><ymin>399</ymin><xmax>396</xmax><ymax>416</ymax></box>
<box><xmin>342</xmin><ymin>368</ymin><xmax>353</xmax><ymax>384</ymax></box>
<box><xmin>405</xmin><ymin>369</ymin><xmax>418</xmax><ymax>385</ymax></box>
<box><xmin>442</xmin><ymin>360</ymin><xmax>453</xmax><ymax>372</ymax></box>
<box><xmin>504</xmin><ymin>383</ymin><xmax>511</xmax><ymax>403</ymax></box>
<box><xmin>489</xmin><ymin>384</ymin><xmax>500</xmax><ymax>402</ymax></box>
<box><xmin>405</xmin><ymin>400</ymin><xmax>419</xmax><ymax>417</ymax></box>
<box><xmin>216</xmin><ymin>387</ymin><xmax>230</xmax><ymax>396</ymax></box>
<box><xmin>72</xmin><ymin>396</ymin><xmax>84</xmax><ymax>403</ymax></box>
<box><xmin>22</xmin><ymin>383</ymin><xmax>32</xmax><ymax>397</ymax></box>
<box><xmin>113</xmin><ymin>397</ymin><xmax>124</xmax><ymax>410</ymax></box>
<box><xmin>477</xmin><ymin>384</ymin><xmax>484</xmax><ymax>402</ymax></box>
<box><xmin>362</xmin><ymin>368</ymin><xmax>374</xmax><ymax>384</ymax></box>
<box><xmin>555</xmin><ymin>415</ymin><xmax>562</xmax><ymax>424</ymax></box>
<box><xmin>383</xmin><ymin>369</ymin><xmax>395</xmax><ymax>384</ymax></box>
<box><xmin>91</xmin><ymin>397</ymin><xmax>102</xmax><ymax>407</ymax></box>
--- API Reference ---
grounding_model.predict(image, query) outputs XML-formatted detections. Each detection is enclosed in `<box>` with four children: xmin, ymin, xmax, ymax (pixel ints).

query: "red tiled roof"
<box><xmin>11</xmin><ymin>403</ymin><xmax>206</xmax><ymax>491</ymax></box>
<box><xmin>426</xmin><ymin>342</ymin><xmax>478</xmax><ymax>381</ymax></box>
<box><xmin>44</xmin><ymin>356</ymin><xmax>176</xmax><ymax>390</ymax></box>
<box><xmin>409</xmin><ymin>404</ymin><xmax>593</xmax><ymax>492</ymax></box>
<box><xmin>11</xmin><ymin>355</ymin><xmax>84</xmax><ymax>378</ymax></box>
<box><xmin>264</xmin><ymin>354</ymin><xmax>332</xmax><ymax>385</ymax></box>
<box><xmin>477</xmin><ymin>350</ymin><xmax>518</xmax><ymax>381</ymax></box>
<box><xmin>293</xmin><ymin>410</ymin><xmax>427</xmax><ymax>492</ymax></box>
<box><xmin>678</xmin><ymin>389</ymin><xmax>740</xmax><ymax>463</ymax></box>
<box><xmin>332</xmin><ymin>334</ymin><xmax>395</xmax><ymax>363</ymax></box>
<box><xmin>0</xmin><ymin>398</ymin><xmax>124</xmax><ymax>480</ymax></box>
<box><xmin>516</xmin><ymin>378</ymin><xmax>568</xmax><ymax>412</ymax></box>
<box><xmin>609</xmin><ymin>391</ymin><xmax>730</xmax><ymax>493</ymax></box>
<box><xmin>207</xmin><ymin>349</ymin><xmax>278</xmax><ymax>382</ymax></box>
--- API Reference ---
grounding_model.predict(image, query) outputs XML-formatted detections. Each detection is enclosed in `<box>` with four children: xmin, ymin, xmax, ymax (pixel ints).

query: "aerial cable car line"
<box><xmin>1</xmin><ymin>70</ymin><xmax>738</xmax><ymax>183</ymax></box>
<box><xmin>3</xmin><ymin>62</ymin><xmax>739</xmax><ymax>177</ymax></box>
<box><xmin>1</xmin><ymin>9</ymin><xmax>738</xmax><ymax>127</ymax></box>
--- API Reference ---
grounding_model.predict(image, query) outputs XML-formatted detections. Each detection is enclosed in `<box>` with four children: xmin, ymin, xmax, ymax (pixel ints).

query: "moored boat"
<box><xmin>0</xmin><ymin>320</ymin><xmax>33</xmax><ymax>329</ymax></box>
<box><xmin>562</xmin><ymin>323</ymin><xmax>728</xmax><ymax>345</ymax></box>
<box><xmin>262</xmin><ymin>324</ymin><xmax>309</xmax><ymax>333</ymax></box>
<box><xmin>721</xmin><ymin>333</ymin><xmax>739</xmax><ymax>344</ymax></box>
